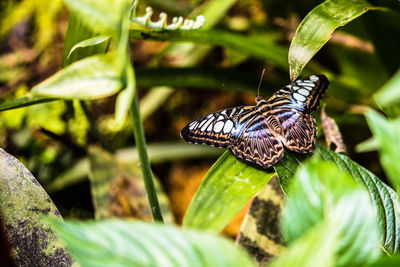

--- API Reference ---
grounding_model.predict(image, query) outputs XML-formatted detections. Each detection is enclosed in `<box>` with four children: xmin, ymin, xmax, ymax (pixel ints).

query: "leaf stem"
<box><xmin>130</xmin><ymin>93</ymin><xmax>164</xmax><ymax>222</ymax></box>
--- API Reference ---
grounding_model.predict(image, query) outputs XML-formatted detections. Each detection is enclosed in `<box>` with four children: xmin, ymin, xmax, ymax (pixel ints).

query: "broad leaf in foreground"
<box><xmin>288</xmin><ymin>0</ymin><xmax>377</xmax><ymax>80</ymax></box>
<box><xmin>184</xmin><ymin>151</ymin><xmax>275</xmax><ymax>232</ymax></box>
<box><xmin>317</xmin><ymin>145</ymin><xmax>400</xmax><ymax>254</ymax></box>
<box><xmin>278</xmin><ymin>158</ymin><xmax>380</xmax><ymax>267</ymax></box>
<box><xmin>275</xmin><ymin>144</ymin><xmax>400</xmax><ymax>254</ymax></box>
<box><xmin>50</xmin><ymin>219</ymin><xmax>256</xmax><ymax>267</ymax></box>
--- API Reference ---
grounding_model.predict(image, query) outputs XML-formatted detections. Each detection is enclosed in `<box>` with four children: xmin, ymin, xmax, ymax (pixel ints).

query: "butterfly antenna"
<box><xmin>257</xmin><ymin>68</ymin><xmax>266</xmax><ymax>97</ymax></box>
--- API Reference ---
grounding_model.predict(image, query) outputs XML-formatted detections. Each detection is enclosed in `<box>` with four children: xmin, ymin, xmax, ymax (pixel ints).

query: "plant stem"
<box><xmin>130</xmin><ymin>93</ymin><xmax>164</xmax><ymax>222</ymax></box>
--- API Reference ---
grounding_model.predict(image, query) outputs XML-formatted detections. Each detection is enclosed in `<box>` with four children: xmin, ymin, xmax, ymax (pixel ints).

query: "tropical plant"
<box><xmin>0</xmin><ymin>0</ymin><xmax>399</xmax><ymax>266</ymax></box>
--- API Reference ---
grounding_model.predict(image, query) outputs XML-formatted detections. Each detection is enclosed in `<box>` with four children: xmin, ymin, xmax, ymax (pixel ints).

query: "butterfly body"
<box><xmin>181</xmin><ymin>75</ymin><xmax>329</xmax><ymax>169</ymax></box>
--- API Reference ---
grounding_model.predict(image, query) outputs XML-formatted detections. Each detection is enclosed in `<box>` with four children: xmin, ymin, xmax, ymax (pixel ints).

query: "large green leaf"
<box><xmin>288</xmin><ymin>0</ymin><xmax>377</xmax><ymax>80</ymax></box>
<box><xmin>183</xmin><ymin>151</ymin><xmax>275</xmax><ymax>232</ymax></box>
<box><xmin>270</xmin><ymin>223</ymin><xmax>336</xmax><ymax>267</ymax></box>
<box><xmin>274</xmin><ymin>145</ymin><xmax>400</xmax><ymax>254</ymax></box>
<box><xmin>365</xmin><ymin>110</ymin><xmax>400</xmax><ymax>190</ymax></box>
<box><xmin>276</xmin><ymin>158</ymin><xmax>380</xmax><ymax>267</ymax></box>
<box><xmin>0</xmin><ymin>148</ymin><xmax>73</xmax><ymax>265</ymax></box>
<box><xmin>50</xmin><ymin>219</ymin><xmax>256</xmax><ymax>267</ymax></box>
<box><xmin>31</xmin><ymin>54</ymin><xmax>123</xmax><ymax>100</ymax></box>
<box><xmin>318</xmin><ymin>145</ymin><xmax>400</xmax><ymax>254</ymax></box>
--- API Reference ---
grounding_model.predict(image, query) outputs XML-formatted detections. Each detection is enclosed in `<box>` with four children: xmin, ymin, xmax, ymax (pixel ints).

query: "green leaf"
<box><xmin>32</xmin><ymin>54</ymin><xmax>123</xmax><ymax>100</ymax></box>
<box><xmin>0</xmin><ymin>96</ymin><xmax>56</xmax><ymax>112</ymax></box>
<box><xmin>365</xmin><ymin>110</ymin><xmax>400</xmax><ymax>190</ymax></box>
<box><xmin>316</xmin><ymin>145</ymin><xmax>400</xmax><ymax>254</ymax></box>
<box><xmin>50</xmin><ymin>219</ymin><xmax>257</xmax><ymax>267</ymax></box>
<box><xmin>63</xmin><ymin>0</ymin><xmax>130</xmax><ymax>40</ymax></box>
<box><xmin>62</xmin><ymin>12</ymin><xmax>110</xmax><ymax>66</ymax></box>
<box><xmin>288</xmin><ymin>0</ymin><xmax>377</xmax><ymax>80</ymax></box>
<box><xmin>274</xmin><ymin>145</ymin><xmax>400</xmax><ymax>254</ymax></box>
<box><xmin>0</xmin><ymin>148</ymin><xmax>73</xmax><ymax>265</ymax></box>
<box><xmin>183</xmin><ymin>151</ymin><xmax>275</xmax><ymax>232</ymax></box>
<box><xmin>273</xmin><ymin>150</ymin><xmax>308</xmax><ymax>194</ymax></box>
<box><xmin>374</xmin><ymin>68</ymin><xmax>400</xmax><ymax>108</ymax></box>
<box><xmin>368</xmin><ymin>255</ymin><xmax>400</xmax><ymax>267</ymax></box>
<box><xmin>67</xmin><ymin>35</ymin><xmax>110</xmax><ymax>60</ymax></box>
<box><xmin>270</xmin><ymin>223</ymin><xmax>337</xmax><ymax>267</ymax></box>
<box><xmin>281</xmin><ymin>158</ymin><xmax>380</xmax><ymax>266</ymax></box>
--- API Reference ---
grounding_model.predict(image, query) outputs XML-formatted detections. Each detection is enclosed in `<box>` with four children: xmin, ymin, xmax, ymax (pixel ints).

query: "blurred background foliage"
<box><xmin>0</xmin><ymin>0</ymin><xmax>399</xmax><ymax>236</ymax></box>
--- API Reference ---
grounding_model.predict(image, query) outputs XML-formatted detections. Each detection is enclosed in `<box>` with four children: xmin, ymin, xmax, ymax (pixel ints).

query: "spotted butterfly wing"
<box><xmin>181</xmin><ymin>106</ymin><xmax>256</xmax><ymax>148</ymax></box>
<box><xmin>181</xmin><ymin>74</ymin><xmax>329</xmax><ymax>169</ymax></box>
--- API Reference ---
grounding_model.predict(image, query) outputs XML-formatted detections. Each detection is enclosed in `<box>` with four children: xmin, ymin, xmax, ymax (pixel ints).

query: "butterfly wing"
<box><xmin>272</xmin><ymin>109</ymin><xmax>317</xmax><ymax>153</ymax></box>
<box><xmin>180</xmin><ymin>106</ymin><xmax>256</xmax><ymax>148</ymax></box>
<box><xmin>268</xmin><ymin>74</ymin><xmax>329</xmax><ymax>113</ymax></box>
<box><xmin>230</xmin><ymin>114</ymin><xmax>284</xmax><ymax>169</ymax></box>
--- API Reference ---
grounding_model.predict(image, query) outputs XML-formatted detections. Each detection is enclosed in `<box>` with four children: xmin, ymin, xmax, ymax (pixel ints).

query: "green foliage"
<box><xmin>275</xmin><ymin>145</ymin><xmax>400</xmax><ymax>254</ymax></box>
<box><xmin>184</xmin><ymin>151</ymin><xmax>275</xmax><ymax>232</ymax></box>
<box><xmin>374</xmin><ymin>68</ymin><xmax>400</xmax><ymax>108</ymax></box>
<box><xmin>273</xmin><ymin>158</ymin><xmax>380</xmax><ymax>267</ymax></box>
<box><xmin>49</xmin><ymin>219</ymin><xmax>256</xmax><ymax>267</ymax></box>
<box><xmin>288</xmin><ymin>0</ymin><xmax>377</xmax><ymax>80</ymax></box>
<box><xmin>365</xmin><ymin>110</ymin><xmax>400</xmax><ymax>191</ymax></box>
<box><xmin>32</xmin><ymin>54</ymin><xmax>124</xmax><ymax>99</ymax></box>
<box><xmin>1</xmin><ymin>0</ymin><xmax>400</xmax><ymax>265</ymax></box>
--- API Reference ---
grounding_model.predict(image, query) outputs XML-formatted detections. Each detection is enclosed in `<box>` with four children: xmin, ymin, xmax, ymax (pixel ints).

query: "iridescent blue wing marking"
<box><xmin>230</xmin><ymin>114</ymin><xmax>284</xmax><ymax>169</ymax></box>
<box><xmin>270</xmin><ymin>109</ymin><xmax>317</xmax><ymax>153</ymax></box>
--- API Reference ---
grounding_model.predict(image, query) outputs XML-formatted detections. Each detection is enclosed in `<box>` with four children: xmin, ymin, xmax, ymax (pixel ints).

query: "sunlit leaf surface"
<box><xmin>50</xmin><ymin>219</ymin><xmax>257</xmax><ymax>267</ymax></box>
<box><xmin>184</xmin><ymin>151</ymin><xmax>275</xmax><ymax>232</ymax></box>
<box><xmin>289</xmin><ymin>0</ymin><xmax>376</xmax><ymax>80</ymax></box>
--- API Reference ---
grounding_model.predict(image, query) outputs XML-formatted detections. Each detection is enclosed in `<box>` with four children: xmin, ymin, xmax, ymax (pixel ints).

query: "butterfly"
<box><xmin>181</xmin><ymin>74</ymin><xmax>329</xmax><ymax>169</ymax></box>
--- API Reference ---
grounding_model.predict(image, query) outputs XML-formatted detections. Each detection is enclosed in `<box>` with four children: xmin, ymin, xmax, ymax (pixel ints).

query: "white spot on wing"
<box><xmin>201</xmin><ymin>117</ymin><xmax>214</xmax><ymax>131</ymax></box>
<box><xmin>310</xmin><ymin>75</ymin><xmax>319</xmax><ymax>82</ymax></box>
<box><xmin>207</xmin><ymin>123</ymin><xmax>213</xmax><ymax>132</ymax></box>
<box><xmin>298</xmin><ymin>89</ymin><xmax>310</xmax><ymax>96</ymax></box>
<box><xmin>293</xmin><ymin>92</ymin><xmax>307</xmax><ymax>102</ymax></box>
<box><xmin>221</xmin><ymin>110</ymin><xmax>227</xmax><ymax>115</ymax></box>
<box><xmin>296</xmin><ymin>81</ymin><xmax>314</xmax><ymax>86</ymax></box>
<box><xmin>292</xmin><ymin>85</ymin><xmax>300</xmax><ymax>90</ymax></box>
<box><xmin>213</xmin><ymin>121</ymin><xmax>224</xmax><ymax>133</ymax></box>
<box><xmin>189</xmin><ymin>122</ymin><xmax>197</xmax><ymax>130</ymax></box>
<box><xmin>217</xmin><ymin>115</ymin><xmax>224</xmax><ymax>121</ymax></box>
<box><xmin>223</xmin><ymin>120</ymin><xmax>234</xmax><ymax>134</ymax></box>
<box><xmin>302</xmin><ymin>86</ymin><xmax>313</xmax><ymax>91</ymax></box>
<box><xmin>198</xmin><ymin>119</ymin><xmax>208</xmax><ymax>129</ymax></box>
